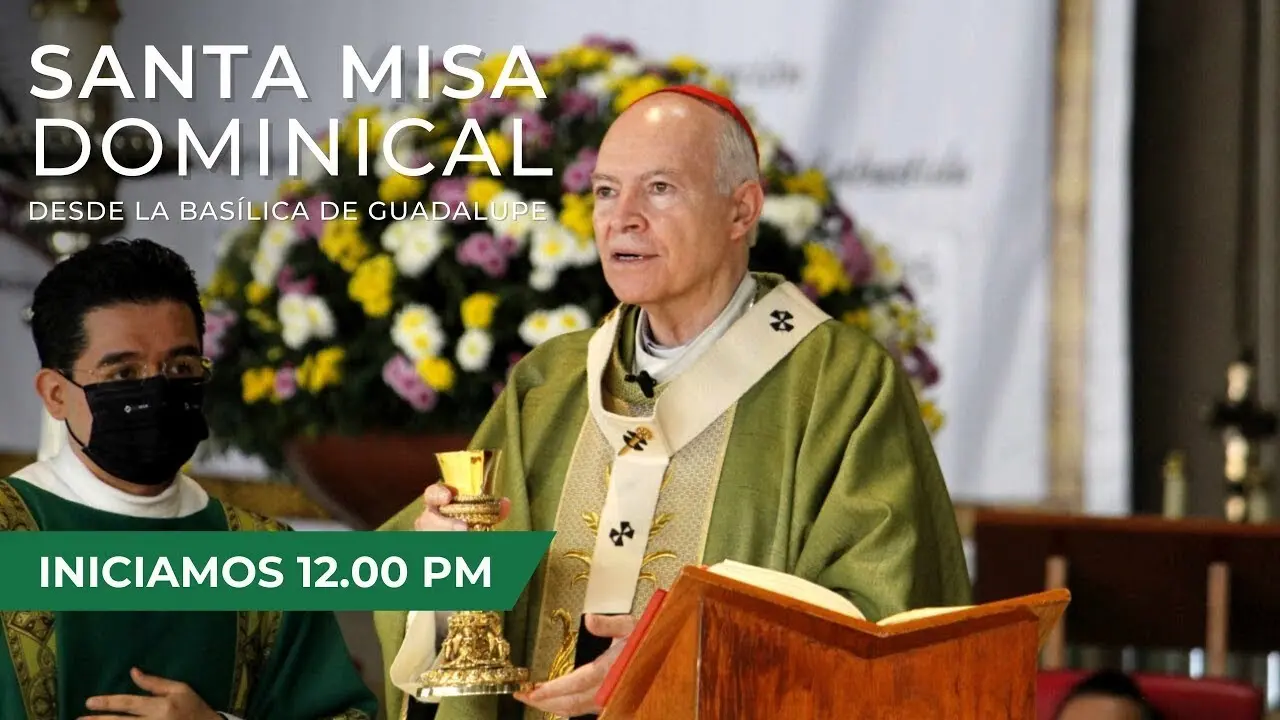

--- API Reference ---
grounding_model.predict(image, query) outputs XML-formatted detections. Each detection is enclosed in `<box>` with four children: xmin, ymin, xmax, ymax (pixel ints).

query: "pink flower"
<box><xmin>562</xmin><ymin>148</ymin><xmax>598</xmax><ymax>193</ymax></box>
<box><xmin>904</xmin><ymin>347</ymin><xmax>941</xmax><ymax>387</ymax></box>
<box><xmin>431</xmin><ymin>178</ymin><xmax>469</xmax><ymax>208</ymax></box>
<box><xmin>841</xmin><ymin>229</ymin><xmax>875</xmax><ymax>285</ymax></box>
<box><xmin>457</xmin><ymin>232</ymin><xmax>517</xmax><ymax>278</ymax></box>
<box><xmin>295</xmin><ymin>194</ymin><xmax>329</xmax><ymax>240</ymax></box>
<box><xmin>581</xmin><ymin>35</ymin><xmax>636</xmax><ymax>55</ymax></box>
<box><xmin>277</xmin><ymin>266</ymin><xmax>317</xmax><ymax>295</ymax></box>
<box><xmin>560</xmin><ymin>90</ymin><xmax>598</xmax><ymax>119</ymax></box>
<box><xmin>274</xmin><ymin>366</ymin><xmax>297</xmax><ymax>400</ymax></box>
<box><xmin>382</xmin><ymin>355</ymin><xmax>438</xmax><ymax>412</ymax></box>
<box><xmin>509</xmin><ymin>112</ymin><xmax>552</xmax><ymax>148</ymax></box>
<box><xmin>202</xmin><ymin>310</ymin><xmax>237</xmax><ymax>361</ymax></box>
<box><xmin>464</xmin><ymin>96</ymin><xmax>517</xmax><ymax>123</ymax></box>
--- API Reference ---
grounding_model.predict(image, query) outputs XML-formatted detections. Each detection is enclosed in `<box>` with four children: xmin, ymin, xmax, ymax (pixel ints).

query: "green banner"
<box><xmin>0</xmin><ymin>531</ymin><xmax>553</xmax><ymax>611</ymax></box>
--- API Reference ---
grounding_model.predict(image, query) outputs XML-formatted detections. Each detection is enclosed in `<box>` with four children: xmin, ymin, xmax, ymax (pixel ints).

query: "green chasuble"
<box><xmin>0</xmin><ymin>477</ymin><xmax>378</xmax><ymax>720</ymax></box>
<box><xmin>375</xmin><ymin>272</ymin><xmax>970</xmax><ymax>720</ymax></box>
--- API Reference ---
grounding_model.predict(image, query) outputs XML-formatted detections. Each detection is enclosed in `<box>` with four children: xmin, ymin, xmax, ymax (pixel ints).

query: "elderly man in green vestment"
<box><xmin>376</xmin><ymin>85</ymin><xmax>971</xmax><ymax>720</ymax></box>
<box><xmin>1</xmin><ymin>239</ymin><xmax>378</xmax><ymax>720</ymax></box>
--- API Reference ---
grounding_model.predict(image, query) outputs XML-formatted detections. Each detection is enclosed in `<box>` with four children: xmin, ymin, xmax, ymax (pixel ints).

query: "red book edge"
<box><xmin>594</xmin><ymin>588</ymin><xmax>669</xmax><ymax>710</ymax></box>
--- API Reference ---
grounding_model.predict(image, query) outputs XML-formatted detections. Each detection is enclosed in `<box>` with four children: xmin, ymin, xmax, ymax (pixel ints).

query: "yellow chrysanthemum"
<box><xmin>709</xmin><ymin>74</ymin><xmax>733</xmax><ymax>96</ymax></box>
<box><xmin>460</xmin><ymin>292</ymin><xmax>500</xmax><ymax>330</ymax></box>
<box><xmin>920</xmin><ymin>400</ymin><xmax>945</xmax><ymax>433</ymax></box>
<box><xmin>783</xmin><ymin>169</ymin><xmax>830</xmax><ymax>205</ymax></box>
<box><xmin>245</xmin><ymin>281</ymin><xmax>271</xmax><ymax>306</ymax></box>
<box><xmin>206</xmin><ymin>268</ymin><xmax>238</xmax><ymax>300</ymax></box>
<box><xmin>319</xmin><ymin>218</ymin><xmax>370</xmax><ymax>273</ymax></box>
<box><xmin>276</xmin><ymin>178</ymin><xmax>309</xmax><ymax>200</ymax></box>
<box><xmin>245</xmin><ymin>309</ymin><xmax>279</xmax><ymax>333</ymax></box>
<box><xmin>801</xmin><ymin>244</ymin><xmax>852</xmax><ymax>297</ymax></box>
<box><xmin>469</xmin><ymin>131</ymin><xmax>512</xmax><ymax>174</ymax></box>
<box><xmin>348</xmin><ymin>254</ymin><xmax>396</xmax><ymax>318</ymax></box>
<box><xmin>341</xmin><ymin>104</ymin><xmax>384</xmax><ymax>156</ymax></box>
<box><xmin>241</xmin><ymin>368</ymin><xmax>276</xmax><ymax>404</ymax></box>
<box><xmin>842</xmin><ymin>309</ymin><xmax>872</xmax><ymax>330</ymax></box>
<box><xmin>379</xmin><ymin>173</ymin><xmax>425</xmax><ymax>203</ymax></box>
<box><xmin>668</xmin><ymin>55</ymin><xmax>707</xmax><ymax>76</ymax></box>
<box><xmin>614</xmin><ymin>74</ymin><xmax>667</xmax><ymax>113</ymax></box>
<box><xmin>298</xmin><ymin>347</ymin><xmax>345</xmax><ymax>394</ymax></box>
<box><xmin>561</xmin><ymin>45</ymin><xmax>612</xmax><ymax>72</ymax></box>
<box><xmin>467</xmin><ymin>178</ymin><xmax>504</xmax><ymax>208</ymax></box>
<box><xmin>559</xmin><ymin>193</ymin><xmax>594</xmax><ymax>240</ymax></box>
<box><xmin>417</xmin><ymin>356</ymin><xmax>456</xmax><ymax>392</ymax></box>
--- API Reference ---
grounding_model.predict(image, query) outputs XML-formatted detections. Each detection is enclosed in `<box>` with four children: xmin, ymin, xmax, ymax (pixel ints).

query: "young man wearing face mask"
<box><xmin>1</xmin><ymin>238</ymin><xmax>379</xmax><ymax>720</ymax></box>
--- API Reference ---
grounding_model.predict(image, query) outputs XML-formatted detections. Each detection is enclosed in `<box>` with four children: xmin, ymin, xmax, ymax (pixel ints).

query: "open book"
<box><xmin>706</xmin><ymin>559</ymin><xmax>973</xmax><ymax>625</ymax></box>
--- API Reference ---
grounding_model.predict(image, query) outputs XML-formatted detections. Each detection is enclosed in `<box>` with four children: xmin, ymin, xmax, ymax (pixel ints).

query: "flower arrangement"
<box><xmin>200</xmin><ymin>36</ymin><xmax>943</xmax><ymax>471</ymax></box>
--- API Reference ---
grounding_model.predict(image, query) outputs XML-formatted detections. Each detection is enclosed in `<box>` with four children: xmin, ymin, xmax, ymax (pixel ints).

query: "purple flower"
<box><xmin>274</xmin><ymin>366</ymin><xmax>297</xmax><ymax>400</ymax></box>
<box><xmin>457</xmin><ymin>232</ymin><xmax>517</xmax><ymax>278</ymax></box>
<box><xmin>581</xmin><ymin>35</ymin><xmax>636</xmax><ymax>55</ymax></box>
<box><xmin>295</xmin><ymin>193</ymin><xmax>329</xmax><ymax>240</ymax></box>
<box><xmin>382</xmin><ymin>355</ymin><xmax>439</xmax><ymax>412</ymax></box>
<box><xmin>560</xmin><ymin>89</ymin><xmax>599</xmax><ymax>119</ymax></box>
<box><xmin>430</xmin><ymin>178</ymin><xmax>469</xmax><ymax>208</ymax></box>
<box><xmin>904</xmin><ymin>346</ymin><xmax>941</xmax><ymax>388</ymax></box>
<box><xmin>464</xmin><ymin>96</ymin><xmax>518</xmax><ymax>123</ymax></box>
<box><xmin>277</xmin><ymin>266</ymin><xmax>317</xmax><ymax>296</ymax></box>
<box><xmin>202</xmin><ymin>310</ymin><xmax>237</xmax><ymax>361</ymax></box>
<box><xmin>562</xmin><ymin>148</ymin><xmax>598</xmax><ymax>193</ymax></box>
<box><xmin>841</xmin><ymin>229</ymin><xmax>875</xmax><ymax>285</ymax></box>
<box><xmin>508</xmin><ymin>111</ymin><xmax>553</xmax><ymax>150</ymax></box>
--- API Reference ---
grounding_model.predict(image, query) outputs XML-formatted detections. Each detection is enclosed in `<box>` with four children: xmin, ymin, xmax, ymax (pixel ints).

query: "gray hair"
<box><xmin>711</xmin><ymin>109</ymin><xmax>762</xmax><ymax>246</ymax></box>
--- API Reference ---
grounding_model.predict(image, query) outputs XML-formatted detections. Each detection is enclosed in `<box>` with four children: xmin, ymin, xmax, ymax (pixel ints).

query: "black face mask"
<box><xmin>65</xmin><ymin>375</ymin><xmax>210</xmax><ymax>486</ymax></box>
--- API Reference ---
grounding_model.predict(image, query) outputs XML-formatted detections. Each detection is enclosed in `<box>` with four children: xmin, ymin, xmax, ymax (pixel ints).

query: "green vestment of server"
<box><xmin>0</xmin><ymin>449</ymin><xmax>379</xmax><ymax>720</ymax></box>
<box><xmin>375</xmin><ymin>272</ymin><xmax>971</xmax><ymax>720</ymax></box>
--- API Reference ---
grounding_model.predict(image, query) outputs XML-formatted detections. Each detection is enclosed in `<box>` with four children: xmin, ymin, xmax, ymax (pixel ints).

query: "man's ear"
<box><xmin>731</xmin><ymin>180</ymin><xmax>765</xmax><ymax>240</ymax></box>
<box><xmin>34</xmin><ymin>368</ymin><xmax>69</xmax><ymax>421</ymax></box>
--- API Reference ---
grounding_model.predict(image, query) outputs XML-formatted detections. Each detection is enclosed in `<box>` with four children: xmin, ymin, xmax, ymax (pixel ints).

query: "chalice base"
<box><xmin>416</xmin><ymin>664</ymin><xmax>532</xmax><ymax>699</ymax></box>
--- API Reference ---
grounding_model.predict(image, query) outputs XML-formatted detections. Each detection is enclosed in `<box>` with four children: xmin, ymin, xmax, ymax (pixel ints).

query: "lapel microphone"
<box><xmin>624</xmin><ymin>370</ymin><xmax>657</xmax><ymax>399</ymax></box>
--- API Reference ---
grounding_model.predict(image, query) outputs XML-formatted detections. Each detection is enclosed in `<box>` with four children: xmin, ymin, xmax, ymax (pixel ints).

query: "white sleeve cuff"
<box><xmin>390</xmin><ymin>611</ymin><xmax>454</xmax><ymax>704</ymax></box>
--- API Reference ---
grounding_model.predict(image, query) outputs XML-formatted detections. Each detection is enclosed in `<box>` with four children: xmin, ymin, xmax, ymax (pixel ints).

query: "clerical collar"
<box><xmin>633</xmin><ymin>273</ymin><xmax>757</xmax><ymax>383</ymax></box>
<box><xmin>13</xmin><ymin>443</ymin><xmax>209</xmax><ymax>519</ymax></box>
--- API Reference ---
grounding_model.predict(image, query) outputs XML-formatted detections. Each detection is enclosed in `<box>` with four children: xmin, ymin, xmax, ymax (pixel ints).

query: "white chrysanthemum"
<box><xmin>871</xmin><ymin>241</ymin><xmax>904</xmax><ymax>286</ymax></box>
<box><xmin>382</xmin><ymin>217</ymin><xmax>449</xmax><ymax>277</ymax></box>
<box><xmin>579</xmin><ymin>56</ymin><xmax>644</xmax><ymax>96</ymax></box>
<box><xmin>278</xmin><ymin>293</ymin><xmax>336</xmax><ymax>350</ymax></box>
<box><xmin>486</xmin><ymin>190</ymin><xmax>537</xmax><ymax>247</ymax></box>
<box><xmin>516</xmin><ymin>93</ymin><xmax>544</xmax><ymax>111</ymax></box>
<box><xmin>552</xmin><ymin>305</ymin><xmax>592</xmax><ymax>336</ymax></box>
<box><xmin>250</xmin><ymin>219</ymin><xmax>300</xmax><ymax>285</ymax></box>
<box><xmin>756</xmin><ymin>131</ymin><xmax>780</xmax><ymax>171</ymax></box>
<box><xmin>529</xmin><ymin>221</ymin><xmax>576</xmax><ymax>271</ymax></box>
<box><xmin>391</xmin><ymin>304</ymin><xmax>447</xmax><ymax>361</ymax></box>
<box><xmin>529</xmin><ymin>267</ymin><xmax>557</xmax><ymax>291</ymax></box>
<box><xmin>518</xmin><ymin>310</ymin><xmax>555</xmax><ymax>347</ymax></box>
<box><xmin>455</xmin><ymin>328</ymin><xmax>494</xmax><ymax>372</ymax></box>
<box><xmin>759</xmin><ymin>195</ymin><xmax>823</xmax><ymax>246</ymax></box>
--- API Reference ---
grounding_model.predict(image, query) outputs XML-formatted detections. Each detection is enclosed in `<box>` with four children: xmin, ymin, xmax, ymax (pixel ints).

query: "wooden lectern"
<box><xmin>598</xmin><ymin>566</ymin><xmax>1069</xmax><ymax>720</ymax></box>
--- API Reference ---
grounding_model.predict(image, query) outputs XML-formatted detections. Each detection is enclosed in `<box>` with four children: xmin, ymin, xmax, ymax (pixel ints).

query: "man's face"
<box><xmin>1057</xmin><ymin>695</ymin><xmax>1148</xmax><ymax>720</ymax></box>
<box><xmin>590</xmin><ymin>94</ymin><xmax>747</xmax><ymax>307</ymax></box>
<box><xmin>40</xmin><ymin>300</ymin><xmax>202</xmax><ymax>461</ymax></box>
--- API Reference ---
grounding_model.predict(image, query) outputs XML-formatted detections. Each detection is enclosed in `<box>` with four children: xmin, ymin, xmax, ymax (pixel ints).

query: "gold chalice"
<box><xmin>416</xmin><ymin>449</ymin><xmax>532</xmax><ymax>699</ymax></box>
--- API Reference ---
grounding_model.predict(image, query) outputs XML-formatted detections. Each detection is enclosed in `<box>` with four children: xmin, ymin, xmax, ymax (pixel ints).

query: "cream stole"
<box><xmin>525</xmin><ymin>282</ymin><xmax>828</xmax><ymax>707</ymax></box>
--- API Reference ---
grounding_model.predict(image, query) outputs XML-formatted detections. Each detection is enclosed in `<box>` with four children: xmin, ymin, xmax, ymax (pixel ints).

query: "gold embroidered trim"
<box><xmin>222</xmin><ymin>502</ymin><xmax>288</xmax><ymax>715</ymax></box>
<box><xmin>0</xmin><ymin>479</ymin><xmax>56</xmax><ymax>720</ymax></box>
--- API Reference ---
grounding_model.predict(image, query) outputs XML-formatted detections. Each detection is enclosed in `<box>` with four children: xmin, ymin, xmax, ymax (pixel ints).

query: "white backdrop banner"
<box><xmin>0</xmin><ymin>0</ymin><xmax>1133</xmax><ymax>512</ymax></box>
